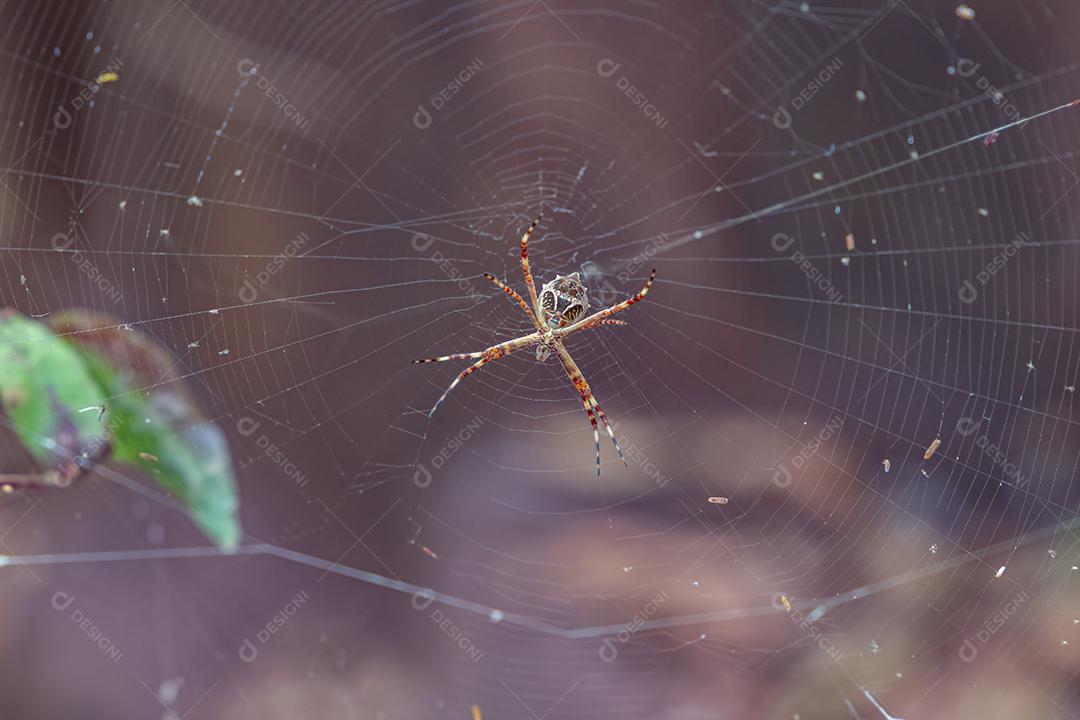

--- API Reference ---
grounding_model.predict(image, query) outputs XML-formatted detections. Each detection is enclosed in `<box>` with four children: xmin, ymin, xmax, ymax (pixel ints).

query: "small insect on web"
<box><xmin>412</xmin><ymin>213</ymin><xmax>656</xmax><ymax>475</ymax></box>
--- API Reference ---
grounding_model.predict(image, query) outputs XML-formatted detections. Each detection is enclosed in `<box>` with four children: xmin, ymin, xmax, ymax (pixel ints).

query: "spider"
<box><xmin>412</xmin><ymin>213</ymin><xmax>656</xmax><ymax>475</ymax></box>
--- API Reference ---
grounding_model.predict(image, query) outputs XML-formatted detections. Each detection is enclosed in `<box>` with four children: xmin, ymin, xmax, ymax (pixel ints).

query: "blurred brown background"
<box><xmin>1</xmin><ymin>0</ymin><xmax>1080</xmax><ymax>718</ymax></box>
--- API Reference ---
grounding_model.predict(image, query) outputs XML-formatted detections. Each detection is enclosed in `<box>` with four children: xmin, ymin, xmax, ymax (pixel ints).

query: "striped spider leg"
<box><xmin>412</xmin><ymin>211</ymin><xmax>656</xmax><ymax>474</ymax></box>
<box><xmin>551</xmin><ymin>268</ymin><xmax>655</xmax><ymax>473</ymax></box>
<box><xmin>411</xmin><ymin>330</ymin><xmax>542</xmax><ymax>416</ymax></box>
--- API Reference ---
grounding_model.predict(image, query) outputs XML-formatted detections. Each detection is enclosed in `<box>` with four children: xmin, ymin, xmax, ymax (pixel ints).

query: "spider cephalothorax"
<box><xmin>412</xmin><ymin>213</ymin><xmax>656</xmax><ymax>475</ymax></box>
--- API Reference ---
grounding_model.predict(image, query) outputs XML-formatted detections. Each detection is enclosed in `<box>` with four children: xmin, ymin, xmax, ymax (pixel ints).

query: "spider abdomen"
<box><xmin>539</xmin><ymin>272</ymin><xmax>590</xmax><ymax>329</ymax></box>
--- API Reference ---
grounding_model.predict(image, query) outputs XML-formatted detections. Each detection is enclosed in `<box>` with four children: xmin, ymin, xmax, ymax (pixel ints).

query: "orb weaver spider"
<box><xmin>412</xmin><ymin>213</ymin><xmax>656</xmax><ymax>475</ymax></box>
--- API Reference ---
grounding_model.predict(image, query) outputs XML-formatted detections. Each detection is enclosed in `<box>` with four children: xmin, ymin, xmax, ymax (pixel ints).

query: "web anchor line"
<box><xmin>2</xmin><ymin>511</ymin><xmax>1071</xmax><ymax>641</ymax></box>
<box><xmin>655</xmin><ymin>98</ymin><xmax>1080</xmax><ymax>257</ymax></box>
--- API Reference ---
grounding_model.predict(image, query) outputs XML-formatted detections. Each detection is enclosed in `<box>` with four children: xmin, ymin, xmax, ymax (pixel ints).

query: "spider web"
<box><xmin>2</xmin><ymin>0</ymin><xmax>1080</xmax><ymax>718</ymax></box>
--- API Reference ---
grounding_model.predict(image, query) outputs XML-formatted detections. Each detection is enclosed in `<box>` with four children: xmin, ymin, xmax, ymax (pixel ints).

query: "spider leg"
<box><xmin>428</xmin><ymin>355</ymin><xmax>495</xmax><ymax>417</ymax></box>
<box><xmin>412</xmin><ymin>331</ymin><xmax>540</xmax><ymax>365</ymax></box>
<box><xmin>596</xmin><ymin>319</ymin><xmax>628</xmax><ymax>327</ymax></box>
<box><xmin>411</xmin><ymin>351</ymin><xmax>487</xmax><ymax>364</ymax></box>
<box><xmin>415</xmin><ymin>331</ymin><xmax>541</xmax><ymax>415</ymax></box>
<box><xmin>555</xmin><ymin>268</ymin><xmax>655</xmax><ymax>338</ymax></box>
<box><xmin>519</xmin><ymin>213</ymin><xmax>546</xmax><ymax>321</ymax></box>
<box><xmin>573</xmin><ymin>381</ymin><xmax>603</xmax><ymax>475</ymax></box>
<box><xmin>554</xmin><ymin>341</ymin><xmax>627</xmax><ymax>471</ymax></box>
<box><xmin>481</xmin><ymin>272</ymin><xmax>543</xmax><ymax>331</ymax></box>
<box><xmin>584</xmin><ymin>389</ymin><xmax>626</xmax><ymax>467</ymax></box>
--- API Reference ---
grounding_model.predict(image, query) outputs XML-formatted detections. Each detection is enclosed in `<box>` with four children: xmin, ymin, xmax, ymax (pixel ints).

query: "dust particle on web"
<box><xmin>923</xmin><ymin>438</ymin><xmax>941</xmax><ymax>460</ymax></box>
<box><xmin>187</xmin><ymin>195</ymin><xmax>203</xmax><ymax>207</ymax></box>
<box><xmin>882</xmin><ymin>458</ymin><xmax>891</xmax><ymax>473</ymax></box>
<box><xmin>977</xmin><ymin>208</ymin><xmax>989</xmax><ymax>217</ymax></box>
<box><xmin>96</xmin><ymin>71</ymin><xmax>119</xmax><ymax>84</ymax></box>
<box><xmin>472</xmin><ymin>705</ymin><xmax>482</xmax><ymax>720</ymax></box>
<box><xmin>708</xmin><ymin>496</ymin><xmax>729</xmax><ymax>505</ymax></box>
<box><xmin>138</xmin><ymin>452</ymin><xmax>158</xmax><ymax>462</ymax></box>
<box><xmin>812</xmin><ymin>171</ymin><xmax>824</xmax><ymax>181</ymax></box>
<box><xmin>855</xmin><ymin>89</ymin><xmax>867</xmax><ymax>103</ymax></box>
<box><xmin>421</xmin><ymin>545</ymin><xmax>438</xmax><ymax>559</ymax></box>
<box><xmin>955</xmin><ymin>4</ymin><xmax>975</xmax><ymax>20</ymax></box>
<box><xmin>780</xmin><ymin>595</ymin><xmax>792</xmax><ymax>613</ymax></box>
<box><xmin>845</xmin><ymin>233</ymin><xmax>855</xmax><ymax>252</ymax></box>
<box><xmin>995</xmin><ymin>565</ymin><xmax>1006</xmax><ymax>578</ymax></box>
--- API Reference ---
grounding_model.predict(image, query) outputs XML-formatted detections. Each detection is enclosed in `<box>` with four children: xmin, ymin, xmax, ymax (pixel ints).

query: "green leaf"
<box><xmin>50</xmin><ymin>311</ymin><xmax>241</xmax><ymax>551</ymax></box>
<box><xmin>0</xmin><ymin>310</ymin><xmax>109</xmax><ymax>471</ymax></box>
